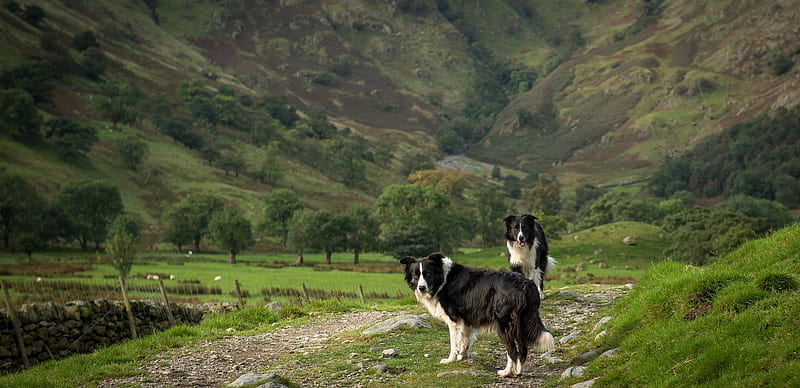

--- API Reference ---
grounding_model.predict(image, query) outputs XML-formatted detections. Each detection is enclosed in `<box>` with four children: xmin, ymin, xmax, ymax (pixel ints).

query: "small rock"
<box><xmin>559</xmin><ymin>330</ymin><xmax>582</xmax><ymax>344</ymax></box>
<box><xmin>560</xmin><ymin>366</ymin><xmax>587</xmax><ymax>380</ymax></box>
<box><xmin>573</xmin><ymin>348</ymin><xmax>601</xmax><ymax>363</ymax></box>
<box><xmin>594</xmin><ymin>330</ymin><xmax>607</xmax><ymax>340</ymax></box>
<box><xmin>623</xmin><ymin>236</ymin><xmax>636</xmax><ymax>245</ymax></box>
<box><xmin>592</xmin><ymin>316</ymin><xmax>613</xmax><ymax>332</ymax></box>
<box><xmin>381</xmin><ymin>348</ymin><xmax>398</xmax><ymax>358</ymax></box>
<box><xmin>542</xmin><ymin>351</ymin><xmax>565</xmax><ymax>364</ymax></box>
<box><xmin>362</xmin><ymin>314</ymin><xmax>430</xmax><ymax>335</ymax></box>
<box><xmin>227</xmin><ymin>372</ymin><xmax>277</xmax><ymax>387</ymax></box>
<box><xmin>558</xmin><ymin>291</ymin><xmax>590</xmax><ymax>301</ymax></box>
<box><xmin>600</xmin><ymin>348</ymin><xmax>619</xmax><ymax>358</ymax></box>
<box><xmin>265</xmin><ymin>301</ymin><xmax>282</xmax><ymax>312</ymax></box>
<box><xmin>572</xmin><ymin>378</ymin><xmax>598</xmax><ymax>388</ymax></box>
<box><xmin>257</xmin><ymin>382</ymin><xmax>287</xmax><ymax>388</ymax></box>
<box><xmin>371</xmin><ymin>364</ymin><xmax>390</xmax><ymax>374</ymax></box>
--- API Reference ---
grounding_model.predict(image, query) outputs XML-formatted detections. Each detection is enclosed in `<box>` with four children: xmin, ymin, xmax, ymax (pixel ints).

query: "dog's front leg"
<box><xmin>453</xmin><ymin>321</ymin><xmax>472</xmax><ymax>361</ymax></box>
<box><xmin>440</xmin><ymin>321</ymin><xmax>460</xmax><ymax>364</ymax></box>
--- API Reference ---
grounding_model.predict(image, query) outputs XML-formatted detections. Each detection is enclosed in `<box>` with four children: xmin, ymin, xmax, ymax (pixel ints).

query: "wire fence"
<box><xmin>1</xmin><ymin>278</ymin><xmax>413</xmax><ymax>310</ymax></box>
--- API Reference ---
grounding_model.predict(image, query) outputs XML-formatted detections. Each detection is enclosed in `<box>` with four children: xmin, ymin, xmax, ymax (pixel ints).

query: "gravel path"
<box><xmin>97</xmin><ymin>311</ymin><xmax>396</xmax><ymax>388</ymax></box>
<box><xmin>97</xmin><ymin>286</ymin><xmax>630</xmax><ymax>387</ymax></box>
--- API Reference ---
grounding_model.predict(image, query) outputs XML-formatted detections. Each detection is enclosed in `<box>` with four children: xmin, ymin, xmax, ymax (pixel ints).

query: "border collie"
<box><xmin>400</xmin><ymin>252</ymin><xmax>554</xmax><ymax>377</ymax></box>
<box><xmin>504</xmin><ymin>214</ymin><xmax>557</xmax><ymax>300</ymax></box>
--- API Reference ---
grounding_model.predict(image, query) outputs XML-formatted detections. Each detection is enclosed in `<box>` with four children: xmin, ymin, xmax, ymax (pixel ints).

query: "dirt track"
<box><xmin>97</xmin><ymin>286</ymin><xmax>630</xmax><ymax>387</ymax></box>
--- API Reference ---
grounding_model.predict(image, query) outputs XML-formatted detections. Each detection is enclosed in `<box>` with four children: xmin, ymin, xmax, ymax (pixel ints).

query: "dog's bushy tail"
<box><xmin>533</xmin><ymin>328</ymin><xmax>555</xmax><ymax>352</ymax></box>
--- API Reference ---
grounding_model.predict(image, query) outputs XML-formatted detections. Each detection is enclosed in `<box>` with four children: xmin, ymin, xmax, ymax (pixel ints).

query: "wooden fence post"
<box><xmin>119</xmin><ymin>275</ymin><xmax>138</xmax><ymax>339</ymax></box>
<box><xmin>1</xmin><ymin>281</ymin><xmax>29</xmax><ymax>368</ymax></box>
<box><xmin>357</xmin><ymin>285</ymin><xmax>366</xmax><ymax>304</ymax></box>
<box><xmin>157</xmin><ymin>279</ymin><xmax>176</xmax><ymax>326</ymax></box>
<box><xmin>234</xmin><ymin>279</ymin><xmax>244</xmax><ymax>307</ymax></box>
<box><xmin>301</xmin><ymin>283</ymin><xmax>310</xmax><ymax>303</ymax></box>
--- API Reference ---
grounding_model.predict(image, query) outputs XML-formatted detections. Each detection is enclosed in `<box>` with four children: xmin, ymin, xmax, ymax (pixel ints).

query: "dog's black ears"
<box><xmin>503</xmin><ymin>215</ymin><xmax>516</xmax><ymax>224</ymax></box>
<box><xmin>399</xmin><ymin>256</ymin><xmax>417</xmax><ymax>265</ymax></box>
<box><xmin>522</xmin><ymin>214</ymin><xmax>538</xmax><ymax>220</ymax></box>
<box><xmin>425</xmin><ymin>252</ymin><xmax>447</xmax><ymax>263</ymax></box>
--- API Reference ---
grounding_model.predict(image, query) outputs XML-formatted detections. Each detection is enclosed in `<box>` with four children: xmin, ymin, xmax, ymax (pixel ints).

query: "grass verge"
<box><xmin>568</xmin><ymin>223</ymin><xmax>800</xmax><ymax>387</ymax></box>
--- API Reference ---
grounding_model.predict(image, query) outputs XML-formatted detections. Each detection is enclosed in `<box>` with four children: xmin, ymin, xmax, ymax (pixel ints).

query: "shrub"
<box><xmin>756</xmin><ymin>273</ymin><xmax>798</xmax><ymax>293</ymax></box>
<box><xmin>771</xmin><ymin>51</ymin><xmax>794</xmax><ymax>76</ymax></box>
<box><xmin>312</xmin><ymin>71</ymin><xmax>335</xmax><ymax>86</ymax></box>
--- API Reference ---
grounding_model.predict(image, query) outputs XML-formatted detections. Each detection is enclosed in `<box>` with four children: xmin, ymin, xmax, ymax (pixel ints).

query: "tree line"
<box><xmin>0</xmin><ymin>173</ymin><xmax>516</xmax><ymax>264</ymax></box>
<box><xmin>649</xmin><ymin>105</ymin><xmax>800</xmax><ymax>208</ymax></box>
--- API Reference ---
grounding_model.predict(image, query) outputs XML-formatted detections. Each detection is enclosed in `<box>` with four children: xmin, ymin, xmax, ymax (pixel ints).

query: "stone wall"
<box><xmin>0</xmin><ymin>299</ymin><xmax>208</xmax><ymax>373</ymax></box>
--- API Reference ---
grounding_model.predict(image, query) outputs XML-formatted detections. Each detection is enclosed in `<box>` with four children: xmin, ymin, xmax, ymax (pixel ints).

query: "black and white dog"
<box><xmin>400</xmin><ymin>252</ymin><xmax>554</xmax><ymax>377</ymax></box>
<box><xmin>504</xmin><ymin>214</ymin><xmax>557</xmax><ymax>300</ymax></box>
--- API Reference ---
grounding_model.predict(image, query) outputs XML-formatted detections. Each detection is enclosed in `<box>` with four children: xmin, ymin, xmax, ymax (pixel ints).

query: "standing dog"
<box><xmin>399</xmin><ymin>252</ymin><xmax>554</xmax><ymax>377</ymax></box>
<box><xmin>504</xmin><ymin>214</ymin><xmax>557</xmax><ymax>300</ymax></box>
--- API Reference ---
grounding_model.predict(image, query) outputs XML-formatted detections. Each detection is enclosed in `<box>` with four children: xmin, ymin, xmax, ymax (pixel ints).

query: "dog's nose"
<box><xmin>418</xmin><ymin>285</ymin><xmax>427</xmax><ymax>292</ymax></box>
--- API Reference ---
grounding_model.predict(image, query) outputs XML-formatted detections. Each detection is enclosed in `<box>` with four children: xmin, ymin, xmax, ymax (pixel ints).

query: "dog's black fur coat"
<box><xmin>399</xmin><ymin>252</ymin><xmax>554</xmax><ymax>377</ymax></box>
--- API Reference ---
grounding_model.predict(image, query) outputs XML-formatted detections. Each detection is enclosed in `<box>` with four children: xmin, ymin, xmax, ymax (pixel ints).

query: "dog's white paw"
<box><xmin>440</xmin><ymin>358</ymin><xmax>454</xmax><ymax>364</ymax></box>
<box><xmin>497</xmin><ymin>368</ymin><xmax>512</xmax><ymax>378</ymax></box>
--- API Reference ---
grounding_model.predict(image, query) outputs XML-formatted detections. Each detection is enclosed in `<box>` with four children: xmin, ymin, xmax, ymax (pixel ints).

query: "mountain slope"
<box><xmin>1</xmin><ymin>0</ymin><xmax>798</xmax><ymax>234</ymax></box>
<box><xmin>472</xmin><ymin>0</ymin><xmax>800</xmax><ymax>187</ymax></box>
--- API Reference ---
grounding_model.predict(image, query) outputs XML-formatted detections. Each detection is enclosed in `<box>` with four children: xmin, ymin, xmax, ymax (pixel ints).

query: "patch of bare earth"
<box><xmin>96</xmin><ymin>311</ymin><xmax>395</xmax><ymax>388</ymax></box>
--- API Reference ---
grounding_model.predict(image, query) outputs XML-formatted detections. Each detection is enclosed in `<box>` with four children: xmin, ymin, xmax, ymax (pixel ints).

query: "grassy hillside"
<box><xmin>1</xmin><ymin>0</ymin><xmax>798</xmax><ymax>244</ymax></box>
<box><xmin>567</xmin><ymin>223</ymin><xmax>800</xmax><ymax>386</ymax></box>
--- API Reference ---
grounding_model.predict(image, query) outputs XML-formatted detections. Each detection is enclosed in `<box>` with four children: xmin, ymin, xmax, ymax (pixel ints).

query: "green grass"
<box><xmin>459</xmin><ymin>221</ymin><xmax>671</xmax><ymax>288</ymax></box>
<box><xmin>0</xmin><ymin>251</ymin><xmax>412</xmax><ymax>307</ymax></box>
<box><xmin>570</xmin><ymin>223</ymin><xmax>800</xmax><ymax>387</ymax></box>
<box><xmin>267</xmin><ymin>317</ymin><xmax>501</xmax><ymax>387</ymax></box>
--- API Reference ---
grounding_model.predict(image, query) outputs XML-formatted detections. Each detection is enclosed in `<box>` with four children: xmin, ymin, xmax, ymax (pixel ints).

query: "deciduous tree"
<box><xmin>260</xmin><ymin>189</ymin><xmax>303</xmax><ymax>248</ymax></box>
<box><xmin>341</xmin><ymin>204</ymin><xmax>379</xmax><ymax>264</ymax></box>
<box><xmin>286</xmin><ymin>209</ymin><xmax>312</xmax><ymax>264</ymax></box>
<box><xmin>470</xmin><ymin>185</ymin><xmax>507</xmax><ymax>247</ymax></box>
<box><xmin>44</xmin><ymin>118</ymin><xmax>98</xmax><ymax>158</ymax></box>
<box><xmin>57</xmin><ymin>179</ymin><xmax>123</xmax><ymax>250</ymax></box>
<box><xmin>208</xmin><ymin>207</ymin><xmax>253</xmax><ymax>264</ymax></box>
<box><xmin>115</xmin><ymin>133</ymin><xmax>148</xmax><ymax>171</ymax></box>
<box><xmin>521</xmin><ymin>173</ymin><xmax>561</xmax><ymax>216</ymax></box>
<box><xmin>374</xmin><ymin>184</ymin><xmax>466</xmax><ymax>255</ymax></box>
<box><xmin>165</xmin><ymin>193</ymin><xmax>223</xmax><ymax>252</ymax></box>
<box><xmin>0</xmin><ymin>174</ymin><xmax>45</xmax><ymax>248</ymax></box>
<box><xmin>0</xmin><ymin>60</ymin><xmax>53</xmax><ymax>103</ymax></box>
<box><xmin>0</xmin><ymin>89</ymin><xmax>42</xmax><ymax>139</ymax></box>
<box><xmin>95</xmin><ymin>82</ymin><xmax>141</xmax><ymax>129</ymax></box>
